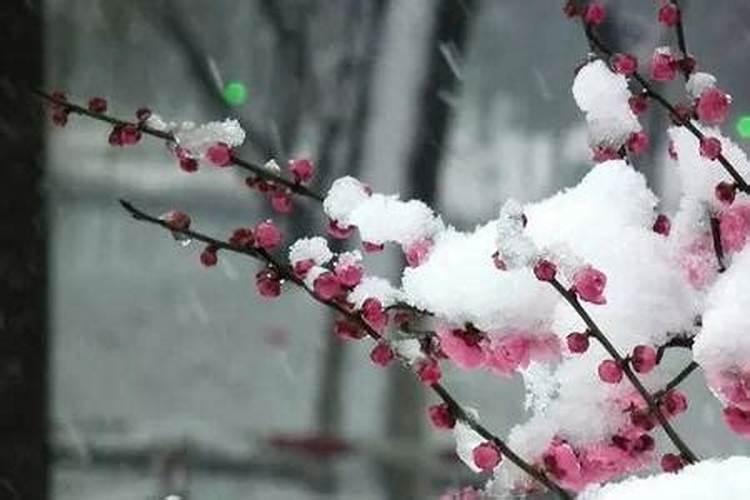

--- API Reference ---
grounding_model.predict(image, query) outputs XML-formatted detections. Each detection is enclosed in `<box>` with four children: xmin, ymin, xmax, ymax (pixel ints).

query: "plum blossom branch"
<box><xmin>118</xmin><ymin>199</ymin><xmax>572</xmax><ymax>499</ymax></box>
<box><xmin>579</xmin><ymin>27</ymin><xmax>750</xmax><ymax>194</ymax></box>
<box><xmin>33</xmin><ymin>89</ymin><xmax>324</xmax><ymax>202</ymax></box>
<box><xmin>548</xmin><ymin>279</ymin><xmax>699</xmax><ymax>464</ymax></box>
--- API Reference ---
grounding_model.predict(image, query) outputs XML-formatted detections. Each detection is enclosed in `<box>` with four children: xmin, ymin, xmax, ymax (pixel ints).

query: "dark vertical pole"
<box><xmin>383</xmin><ymin>1</ymin><xmax>476</xmax><ymax>499</ymax></box>
<box><xmin>0</xmin><ymin>1</ymin><xmax>48</xmax><ymax>499</ymax></box>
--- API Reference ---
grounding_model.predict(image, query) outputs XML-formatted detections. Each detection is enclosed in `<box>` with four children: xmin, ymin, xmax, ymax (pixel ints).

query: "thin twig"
<box><xmin>670</xmin><ymin>0</ymin><xmax>690</xmax><ymax>74</ymax></box>
<box><xmin>33</xmin><ymin>90</ymin><xmax>324</xmax><ymax>202</ymax></box>
<box><xmin>655</xmin><ymin>334</ymin><xmax>695</xmax><ymax>365</ymax></box>
<box><xmin>710</xmin><ymin>216</ymin><xmax>727</xmax><ymax>273</ymax></box>
<box><xmin>657</xmin><ymin>361</ymin><xmax>700</xmax><ymax>399</ymax></box>
<box><xmin>549</xmin><ymin>279</ymin><xmax>698</xmax><ymax>463</ymax></box>
<box><xmin>119</xmin><ymin>199</ymin><xmax>572</xmax><ymax>499</ymax></box>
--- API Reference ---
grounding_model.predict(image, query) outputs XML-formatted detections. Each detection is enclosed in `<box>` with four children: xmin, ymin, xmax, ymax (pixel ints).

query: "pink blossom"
<box><xmin>87</xmin><ymin>97</ymin><xmax>108</xmax><ymax>113</ymax></box>
<box><xmin>699</xmin><ymin>136</ymin><xmax>722</xmax><ymax>160</ymax></box>
<box><xmin>583</xmin><ymin>2</ymin><xmax>606</xmax><ymax>26</ymax></box>
<box><xmin>334</xmin><ymin>319</ymin><xmax>364</xmax><ymax>340</ymax></box>
<box><xmin>533</xmin><ymin>259</ymin><xmax>557</xmax><ymax>282</ymax></box>
<box><xmin>417</xmin><ymin>358</ymin><xmax>442</xmax><ymax>385</ymax></box>
<box><xmin>361</xmin><ymin>298</ymin><xmax>388</xmax><ymax>332</ymax></box>
<box><xmin>491</xmin><ymin>252</ymin><xmax>507</xmax><ymax>271</ymax></box>
<box><xmin>661</xmin><ymin>453</ymin><xmax>684</xmax><ymax>472</ymax></box>
<box><xmin>720</xmin><ymin>204</ymin><xmax>750</xmax><ymax>253</ymax></box>
<box><xmin>723</xmin><ymin>406</ymin><xmax>750</xmax><ymax>436</ymax></box>
<box><xmin>598</xmin><ymin>360</ymin><xmax>623</xmax><ymax>384</ymax></box>
<box><xmin>573</xmin><ymin>266</ymin><xmax>607</xmax><ymax>305</ymax></box>
<box><xmin>254</xmin><ymin>221</ymin><xmax>282</xmax><ymax>250</ymax></box>
<box><xmin>313</xmin><ymin>272</ymin><xmax>344</xmax><ymax>301</ymax></box>
<box><xmin>199</xmin><ymin>246</ymin><xmax>218</xmax><ymax>267</ymax></box>
<box><xmin>270</xmin><ymin>191</ymin><xmax>293</xmax><ymax>214</ymax></box>
<box><xmin>580</xmin><ymin>444</ymin><xmax>635</xmax><ymax>484</ymax></box>
<box><xmin>161</xmin><ymin>210</ymin><xmax>191</xmax><ymax>231</ymax></box>
<box><xmin>256</xmin><ymin>269</ymin><xmax>281</xmax><ymax>298</ymax></box>
<box><xmin>405</xmin><ymin>238</ymin><xmax>433</xmax><ymax>267</ymax></box>
<box><xmin>369</xmin><ymin>342</ymin><xmax>394</xmax><ymax>367</ymax></box>
<box><xmin>179</xmin><ymin>157</ymin><xmax>199</xmax><ymax>173</ymax></box>
<box><xmin>631</xmin><ymin>345</ymin><xmax>657</xmax><ymax>374</ymax></box>
<box><xmin>696</xmin><ymin>88</ymin><xmax>731</xmax><ymax>125</ymax></box>
<box><xmin>362</xmin><ymin>241</ymin><xmax>384</xmax><ymax>253</ymax></box>
<box><xmin>678</xmin><ymin>235</ymin><xmax>718</xmax><ymax>289</ymax></box>
<box><xmin>592</xmin><ymin>146</ymin><xmax>621</xmax><ymax>163</ymax></box>
<box><xmin>206</xmin><ymin>142</ymin><xmax>233</xmax><ymax>166</ymax></box>
<box><xmin>293</xmin><ymin>258</ymin><xmax>315</xmax><ymax>279</ymax></box>
<box><xmin>472</xmin><ymin>442</ymin><xmax>502</xmax><ymax>471</ymax></box>
<box><xmin>716</xmin><ymin>182</ymin><xmax>737</xmax><ymax>205</ymax></box>
<box><xmin>708</xmin><ymin>368</ymin><xmax>750</xmax><ymax>411</ymax></box>
<box><xmin>543</xmin><ymin>441</ymin><xmax>584</xmax><ymax>490</ymax></box>
<box><xmin>612</xmin><ymin>53</ymin><xmax>638</xmax><ymax>76</ymax></box>
<box><xmin>650</xmin><ymin>50</ymin><xmax>678</xmax><ymax>82</ymax></box>
<box><xmin>652</xmin><ymin>214</ymin><xmax>671</xmax><ymax>236</ymax></box>
<box><xmin>288</xmin><ymin>158</ymin><xmax>314</xmax><ymax>183</ymax></box>
<box><xmin>437</xmin><ymin>326</ymin><xmax>486</xmax><ymax>370</ymax></box>
<box><xmin>334</xmin><ymin>260</ymin><xmax>364</xmax><ymax>288</ymax></box>
<box><xmin>487</xmin><ymin>333</ymin><xmax>531</xmax><ymax>375</ymax></box>
<box><xmin>428</xmin><ymin>403</ymin><xmax>456</xmax><ymax>430</ymax></box>
<box><xmin>327</xmin><ymin>219</ymin><xmax>354</xmax><ymax>239</ymax></box>
<box><xmin>627</xmin><ymin>131</ymin><xmax>649</xmax><ymax>155</ymax></box>
<box><xmin>629</xmin><ymin>94</ymin><xmax>649</xmax><ymax>115</ymax></box>
<box><xmin>567</xmin><ymin>332</ymin><xmax>590</xmax><ymax>354</ymax></box>
<box><xmin>657</xmin><ymin>3</ymin><xmax>680</xmax><ymax>27</ymax></box>
<box><xmin>661</xmin><ymin>390</ymin><xmax>688</xmax><ymax>417</ymax></box>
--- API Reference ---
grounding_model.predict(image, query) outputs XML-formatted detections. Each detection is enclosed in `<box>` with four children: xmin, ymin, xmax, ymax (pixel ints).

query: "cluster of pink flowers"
<box><xmin>438</xmin><ymin>326</ymin><xmax>561</xmax><ymax>376</ymax></box>
<box><xmin>538</xmin><ymin>386</ymin><xmax>689</xmax><ymax>491</ymax></box>
<box><xmin>707</xmin><ymin>369</ymin><xmax>750</xmax><ymax>436</ymax></box>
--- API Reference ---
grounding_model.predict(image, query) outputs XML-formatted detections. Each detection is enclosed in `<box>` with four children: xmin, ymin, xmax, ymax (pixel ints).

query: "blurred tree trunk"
<box><xmin>384</xmin><ymin>1</ymin><xmax>476</xmax><ymax>499</ymax></box>
<box><xmin>0</xmin><ymin>1</ymin><xmax>48</xmax><ymax>499</ymax></box>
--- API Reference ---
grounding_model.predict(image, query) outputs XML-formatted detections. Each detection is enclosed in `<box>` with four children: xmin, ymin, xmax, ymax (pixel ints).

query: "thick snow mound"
<box><xmin>579</xmin><ymin>457</ymin><xmax>750</xmax><ymax>500</ymax></box>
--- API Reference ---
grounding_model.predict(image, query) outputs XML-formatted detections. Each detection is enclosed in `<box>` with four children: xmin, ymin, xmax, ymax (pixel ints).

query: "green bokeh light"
<box><xmin>223</xmin><ymin>81</ymin><xmax>248</xmax><ymax>106</ymax></box>
<box><xmin>737</xmin><ymin>116</ymin><xmax>750</xmax><ymax>139</ymax></box>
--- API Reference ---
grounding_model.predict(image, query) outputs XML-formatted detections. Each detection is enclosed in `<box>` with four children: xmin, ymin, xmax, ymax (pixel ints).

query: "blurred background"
<box><xmin>1</xmin><ymin>0</ymin><xmax>750</xmax><ymax>499</ymax></box>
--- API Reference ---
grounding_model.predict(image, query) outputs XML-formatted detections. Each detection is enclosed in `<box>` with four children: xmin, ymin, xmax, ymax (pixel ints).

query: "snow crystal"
<box><xmin>264</xmin><ymin>158</ymin><xmax>281</xmax><ymax>173</ymax></box>
<box><xmin>402</xmin><ymin>223</ymin><xmax>558</xmax><ymax>333</ymax></box>
<box><xmin>288</xmin><ymin>237</ymin><xmax>333</xmax><ymax>266</ymax></box>
<box><xmin>572</xmin><ymin>60</ymin><xmax>641</xmax><ymax>150</ymax></box>
<box><xmin>144</xmin><ymin>113</ymin><xmax>172</xmax><ymax>132</ymax></box>
<box><xmin>580</xmin><ymin>457</ymin><xmax>750</xmax><ymax>500</ymax></box>
<box><xmin>686</xmin><ymin>72</ymin><xmax>717</xmax><ymax>99</ymax></box>
<box><xmin>348</xmin><ymin>276</ymin><xmax>403</xmax><ymax>308</ymax></box>
<box><xmin>323</xmin><ymin>176</ymin><xmax>371</xmax><ymax>225</ymax></box>
<box><xmin>348</xmin><ymin>194</ymin><xmax>443</xmax><ymax>246</ymax></box>
<box><xmin>336</xmin><ymin>250</ymin><xmax>363</xmax><ymax>268</ymax></box>
<box><xmin>496</xmin><ymin>199</ymin><xmax>538</xmax><ymax>269</ymax></box>
<box><xmin>391</xmin><ymin>338</ymin><xmax>423</xmax><ymax>364</ymax></box>
<box><xmin>173</xmin><ymin>118</ymin><xmax>246</xmax><ymax>156</ymax></box>
<box><xmin>324</xmin><ymin>176</ymin><xmax>443</xmax><ymax>245</ymax></box>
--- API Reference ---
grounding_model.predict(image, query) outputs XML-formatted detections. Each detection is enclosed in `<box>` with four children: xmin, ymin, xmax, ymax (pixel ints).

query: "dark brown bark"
<box><xmin>0</xmin><ymin>1</ymin><xmax>48</xmax><ymax>499</ymax></box>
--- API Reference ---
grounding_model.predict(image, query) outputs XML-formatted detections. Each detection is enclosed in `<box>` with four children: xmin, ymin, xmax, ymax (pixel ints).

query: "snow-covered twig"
<box><xmin>118</xmin><ymin>199</ymin><xmax>573</xmax><ymax>499</ymax></box>
<box><xmin>548</xmin><ymin>278</ymin><xmax>699</xmax><ymax>464</ymax></box>
<box><xmin>33</xmin><ymin>89</ymin><xmax>324</xmax><ymax>202</ymax></box>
